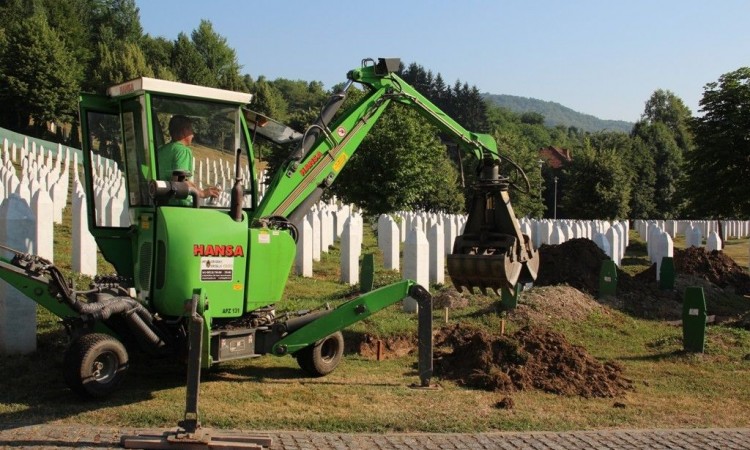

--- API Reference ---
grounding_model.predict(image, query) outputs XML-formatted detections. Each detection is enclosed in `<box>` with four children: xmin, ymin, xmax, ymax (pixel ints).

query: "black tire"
<box><xmin>295</xmin><ymin>331</ymin><xmax>344</xmax><ymax>377</ymax></box>
<box><xmin>63</xmin><ymin>333</ymin><xmax>129</xmax><ymax>399</ymax></box>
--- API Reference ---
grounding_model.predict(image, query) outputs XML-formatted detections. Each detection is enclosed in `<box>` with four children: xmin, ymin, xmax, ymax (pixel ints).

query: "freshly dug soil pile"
<box><xmin>346</xmin><ymin>333</ymin><xmax>416</xmax><ymax>360</ymax></box>
<box><xmin>674</xmin><ymin>247</ymin><xmax>750</xmax><ymax>295</ymax></box>
<box><xmin>535</xmin><ymin>239</ymin><xmax>608</xmax><ymax>295</ymax></box>
<box><xmin>533</xmin><ymin>238</ymin><xmax>750</xmax><ymax>321</ymax></box>
<box><xmin>432</xmin><ymin>286</ymin><xmax>469</xmax><ymax>309</ymax></box>
<box><xmin>514</xmin><ymin>285</ymin><xmax>612</xmax><ymax>325</ymax></box>
<box><xmin>535</xmin><ymin>238</ymin><xmax>750</xmax><ymax>295</ymax></box>
<box><xmin>434</xmin><ymin>323</ymin><xmax>632</xmax><ymax>398</ymax></box>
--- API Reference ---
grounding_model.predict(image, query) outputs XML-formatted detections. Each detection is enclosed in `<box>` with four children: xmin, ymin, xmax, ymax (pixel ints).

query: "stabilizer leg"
<box><xmin>121</xmin><ymin>293</ymin><xmax>272</xmax><ymax>449</ymax></box>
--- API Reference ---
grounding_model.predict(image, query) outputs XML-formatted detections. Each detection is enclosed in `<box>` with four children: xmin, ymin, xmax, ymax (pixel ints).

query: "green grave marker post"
<box><xmin>598</xmin><ymin>259</ymin><xmax>618</xmax><ymax>298</ymax></box>
<box><xmin>682</xmin><ymin>287</ymin><xmax>707</xmax><ymax>353</ymax></box>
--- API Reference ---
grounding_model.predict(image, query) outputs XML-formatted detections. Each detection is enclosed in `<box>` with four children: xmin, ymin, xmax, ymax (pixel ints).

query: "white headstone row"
<box><xmin>90</xmin><ymin>152</ymin><xmax>129</xmax><ymax>228</ymax></box>
<box><xmin>0</xmin><ymin>136</ymin><xmax>80</xmax><ymax>355</ymax></box>
<box><xmin>0</xmin><ymin>143</ymin><xmax>72</xmax><ymax>226</ymax></box>
<box><xmin>376</xmin><ymin>213</ymin><xmax>634</xmax><ymax>285</ymax></box>
<box><xmin>193</xmin><ymin>160</ymin><xmax>259</xmax><ymax>208</ymax></box>
<box><xmin>636</xmin><ymin>219</ymin><xmax>750</xmax><ymax>244</ymax></box>
<box><xmin>0</xmin><ymin>139</ymin><xmax>97</xmax><ymax>283</ymax></box>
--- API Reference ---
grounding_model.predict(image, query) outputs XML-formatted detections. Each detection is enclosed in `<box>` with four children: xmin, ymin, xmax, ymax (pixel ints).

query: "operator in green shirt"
<box><xmin>157</xmin><ymin>115</ymin><xmax>220</xmax><ymax>205</ymax></box>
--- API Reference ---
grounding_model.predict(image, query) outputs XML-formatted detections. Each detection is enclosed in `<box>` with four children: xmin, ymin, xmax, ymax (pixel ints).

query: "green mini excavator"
<box><xmin>0</xmin><ymin>58</ymin><xmax>538</xmax><ymax>403</ymax></box>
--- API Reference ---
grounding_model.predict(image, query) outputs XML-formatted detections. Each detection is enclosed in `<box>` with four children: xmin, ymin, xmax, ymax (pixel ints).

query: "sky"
<box><xmin>136</xmin><ymin>0</ymin><xmax>750</xmax><ymax>123</ymax></box>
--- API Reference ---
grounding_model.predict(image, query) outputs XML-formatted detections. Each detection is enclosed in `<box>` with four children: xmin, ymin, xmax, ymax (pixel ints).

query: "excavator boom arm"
<box><xmin>253</xmin><ymin>58</ymin><xmax>497</xmax><ymax>220</ymax></box>
<box><xmin>253</xmin><ymin>58</ymin><xmax>538</xmax><ymax>293</ymax></box>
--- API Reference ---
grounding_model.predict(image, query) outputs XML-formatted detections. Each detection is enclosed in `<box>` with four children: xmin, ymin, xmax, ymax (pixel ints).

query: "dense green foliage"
<box><xmin>0</xmin><ymin>0</ymin><xmax>747</xmax><ymax>219</ymax></box>
<box><xmin>0</xmin><ymin>10</ymin><xmax>80</xmax><ymax>131</ymax></box>
<box><xmin>562</xmin><ymin>145</ymin><xmax>631</xmax><ymax>219</ymax></box>
<box><xmin>686</xmin><ymin>68</ymin><xmax>750</xmax><ymax>218</ymax></box>
<box><xmin>330</xmin><ymin>101</ymin><xmax>465</xmax><ymax>215</ymax></box>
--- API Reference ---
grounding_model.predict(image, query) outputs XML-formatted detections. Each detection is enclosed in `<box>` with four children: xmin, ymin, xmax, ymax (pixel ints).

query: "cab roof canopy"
<box><xmin>107</xmin><ymin>77</ymin><xmax>253</xmax><ymax>105</ymax></box>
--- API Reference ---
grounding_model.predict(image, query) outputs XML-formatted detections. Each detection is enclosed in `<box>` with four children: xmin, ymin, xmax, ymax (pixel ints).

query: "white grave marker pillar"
<box><xmin>71</xmin><ymin>193</ymin><xmax>97</xmax><ymax>276</ymax></box>
<box><xmin>428</xmin><ymin>223</ymin><xmax>445</xmax><ymax>284</ymax></box>
<box><xmin>295</xmin><ymin>218</ymin><xmax>313</xmax><ymax>277</ymax></box>
<box><xmin>0</xmin><ymin>195</ymin><xmax>37</xmax><ymax>354</ymax></box>
<box><xmin>403</xmin><ymin>226</ymin><xmax>429</xmax><ymax>313</ymax></box>
<box><xmin>340</xmin><ymin>217</ymin><xmax>361</xmax><ymax>285</ymax></box>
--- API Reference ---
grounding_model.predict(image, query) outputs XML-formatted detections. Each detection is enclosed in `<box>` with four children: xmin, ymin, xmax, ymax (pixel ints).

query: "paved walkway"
<box><xmin>1</xmin><ymin>424</ymin><xmax>750</xmax><ymax>449</ymax></box>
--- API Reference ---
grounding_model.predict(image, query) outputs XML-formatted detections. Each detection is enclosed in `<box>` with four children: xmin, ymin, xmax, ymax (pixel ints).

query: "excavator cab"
<box><xmin>78</xmin><ymin>79</ymin><xmax>299</xmax><ymax>320</ymax></box>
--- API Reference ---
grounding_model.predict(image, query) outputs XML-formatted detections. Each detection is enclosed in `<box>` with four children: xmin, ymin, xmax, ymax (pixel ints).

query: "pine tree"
<box><xmin>0</xmin><ymin>12</ymin><xmax>80</xmax><ymax>133</ymax></box>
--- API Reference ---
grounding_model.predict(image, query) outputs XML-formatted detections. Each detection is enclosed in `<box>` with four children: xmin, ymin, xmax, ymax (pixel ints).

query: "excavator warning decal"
<box><xmin>200</xmin><ymin>257</ymin><xmax>233</xmax><ymax>281</ymax></box>
<box><xmin>333</xmin><ymin>153</ymin><xmax>348</xmax><ymax>172</ymax></box>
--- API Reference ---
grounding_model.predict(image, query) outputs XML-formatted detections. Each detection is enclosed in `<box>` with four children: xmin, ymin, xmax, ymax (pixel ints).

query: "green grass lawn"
<box><xmin>0</xmin><ymin>211</ymin><xmax>748</xmax><ymax>432</ymax></box>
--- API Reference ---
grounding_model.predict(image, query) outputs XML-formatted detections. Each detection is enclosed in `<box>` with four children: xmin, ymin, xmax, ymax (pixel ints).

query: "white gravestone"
<box><xmin>0</xmin><ymin>195</ymin><xmax>37</xmax><ymax>354</ymax></box>
<box><xmin>402</xmin><ymin>226</ymin><xmax>429</xmax><ymax>313</ymax></box>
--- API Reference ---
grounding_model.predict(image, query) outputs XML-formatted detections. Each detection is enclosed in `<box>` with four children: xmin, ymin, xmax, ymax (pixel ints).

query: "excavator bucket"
<box><xmin>447</xmin><ymin>160</ymin><xmax>539</xmax><ymax>295</ymax></box>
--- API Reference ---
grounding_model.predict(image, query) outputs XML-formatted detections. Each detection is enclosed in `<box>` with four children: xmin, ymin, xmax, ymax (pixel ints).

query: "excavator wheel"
<box><xmin>63</xmin><ymin>333</ymin><xmax>129</xmax><ymax>399</ymax></box>
<box><xmin>295</xmin><ymin>331</ymin><xmax>344</xmax><ymax>377</ymax></box>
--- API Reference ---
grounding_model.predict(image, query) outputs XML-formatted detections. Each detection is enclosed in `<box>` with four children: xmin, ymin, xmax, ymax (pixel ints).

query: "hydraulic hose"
<box><xmin>68</xmin><ymin>295</ymin><xmax>166</xmax><ymax>349</ymax></box>
<box><xmin>124</xmin><ymin>308</ymin><xmax>166</xmax><ymax>349</ymax></box>
<box><xmin>286</xmin><ymin>81</ymin><xmax>353</xmax><ymax>164</ymax></box>
<box><xmin>5</xmin><ymin>245</ymin><xmax>167</xmax><ymax>350</ymax></box>
<box><xmin>280</xmin><ymin>309</ymin><xmax>332</xmax><ymax>334</ymax></box>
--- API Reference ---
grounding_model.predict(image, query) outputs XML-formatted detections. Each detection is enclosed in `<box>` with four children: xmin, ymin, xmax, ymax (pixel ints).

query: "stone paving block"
<box><xmin>3</xmin><ymin>425</ymin><xmax>750</xmax><ymax>449</ymax></box>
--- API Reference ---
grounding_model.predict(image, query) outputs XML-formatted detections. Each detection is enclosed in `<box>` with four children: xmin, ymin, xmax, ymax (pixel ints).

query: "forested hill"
<box><xmin>483</xmin><ymin>93</ymin><xmax>634</xmax><ymax>133</ymax></box>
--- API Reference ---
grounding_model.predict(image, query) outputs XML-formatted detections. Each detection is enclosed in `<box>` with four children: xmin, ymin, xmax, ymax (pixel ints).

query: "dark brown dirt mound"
<box><xmin>533</xmin><ymin>239</ymin><xmax>750</xmax><ymax>321</ymax></box>
<box><xmin>674</xmin><ymin>247</ymin><xmax>750</xmax><ymax>295</ymax></box>
<box><xmin>346</xmin><ymin>333</ymin><xmax>416</xmax><ymax>360</ymax></box>
<box><xmin>535</xmin><ymin>238</ymin><xmax>610</xmax><ymax>295</ymax></box>
<box><xmin>434</xmin><ymin>323</ymin><xmax>632</xmax><ymax>398</ymax></box>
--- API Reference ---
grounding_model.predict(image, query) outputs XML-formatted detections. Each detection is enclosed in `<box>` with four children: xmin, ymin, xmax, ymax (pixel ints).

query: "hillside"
<box><xmin>483</xmin><ymin>93</ymin><xmax>634</xmax><ymax>133</ymax></box>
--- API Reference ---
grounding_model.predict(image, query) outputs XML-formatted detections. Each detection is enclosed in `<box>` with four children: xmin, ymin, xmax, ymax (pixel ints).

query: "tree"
<box><xmin>431</xmin><ymin>73</ymin><xmax>448</xmax><ymax>109</ymax></box>
<box><xmin>90</xmin><ymin>40</ymin><xmax>153</xmax><ymax>89</ymax></box>
<box><xmin>271</xmin><ymin>79</ymin><xmax>328</xmax><ymax>113</ymax></box>
<box><xmin>632</xmin><ymin>121</ymin><xmax>683</xmax><ymax>218</ymax></box>
<box><xmin>561</xmin><ymin>144</ymin><xmax>630</xmax><ymax>220</ymax></box>
<box><xmin>42</xmin><ymin>0</ymin><xmax>95</xmax><ymax>76</ymax></box>
<box><xmin>520</xmin><ymin>112</ymin><xmax>545</xmax><ymax>126</ymax></box>
<box><xmin>171</xmin><ymin>33</ymin><xmax>214</xmax><ymax>86</ymax></box>
<box><xmin>190</xmin><ymin>20</ymin><xmax>244</xmax><ymax>91</ymax></box>
<box><xmin>0</xmin><ymin>12</ymin><xmax>80</xmax><ymax>133</ymax></box>
<box><xmin>632</xmin><ymin>90</ymin><xmax>693</xmax><ymax>218</ymax></box>
<box><xmin>330</xmin><ymin>102</ymin><xmax>464</xmax><ymax>215</ymax></box>
<box><xmin>641</xmin><ymin>89</ymin><xmax>694</xmax><ymax>151</ymax></box>
<box><xmin>494</xmin><ymin>128</ymin><xmax>543</xmax><ymax>218</ymax></box>
<box><xmin>141</xmin><ymin>35</ymin><xmax>176</xmax><ymax>80</ymax></box>
<box><xmin>252</xmin><ymin>80</ymin><xmax>289</xmax><ymax>122</ymax></box>
<box><xmin>82</xmin><ymin>0</ymin><xmax>143</xmax><ymax>91</ymax></box>
<box><xmin>686</xmin><ymin>67</ymin><xmax>750</xmax><ymax>218</ymax></box>
<box><xmin>89</xmin><ymin>0</ymin><xmax>142</xmax><ymax>44</ymax></box>
<box><xmin>626</xmin><ymin>136</ymin><xmax>657</xmax><ymax>218</ymax></box>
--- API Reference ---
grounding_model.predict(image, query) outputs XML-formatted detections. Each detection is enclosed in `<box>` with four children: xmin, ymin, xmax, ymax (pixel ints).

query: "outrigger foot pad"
<box><xmin>121</xmin><ymin>429</ymin><xmax>272</xmax><ymax>449</ymax></box>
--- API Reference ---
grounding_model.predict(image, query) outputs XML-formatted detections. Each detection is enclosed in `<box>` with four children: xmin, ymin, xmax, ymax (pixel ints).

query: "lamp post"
<box><xmin>538</xmin><ymin>159</ymin><xmax>544</xmax><ymax>218</ymax></box>
<box><xmin>553</xmin><ymin>176</ymin><xmax>558</xmax><ymax>220</ymax></box>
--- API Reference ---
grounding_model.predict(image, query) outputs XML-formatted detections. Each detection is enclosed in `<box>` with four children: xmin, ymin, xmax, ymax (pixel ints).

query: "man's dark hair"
<box><xmin>168</xmin><ymin>115</ymin><xmax>193</xmax><ymax>141</ymax></box>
